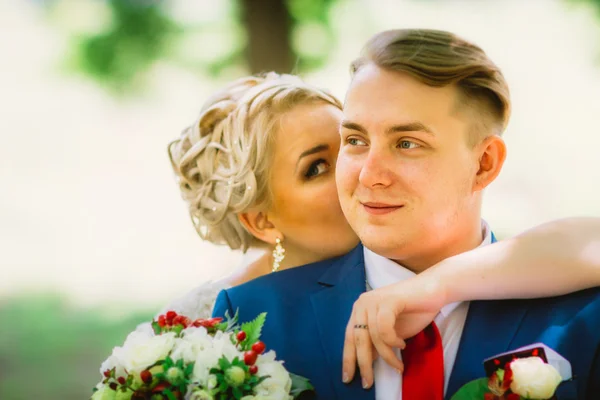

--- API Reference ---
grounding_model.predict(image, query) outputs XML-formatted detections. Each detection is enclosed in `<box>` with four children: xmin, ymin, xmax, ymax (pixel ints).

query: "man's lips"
<box><xmin>360</xmin><ymin>202</ymin><xmax>404</xmax><ymax>215</ymax></box>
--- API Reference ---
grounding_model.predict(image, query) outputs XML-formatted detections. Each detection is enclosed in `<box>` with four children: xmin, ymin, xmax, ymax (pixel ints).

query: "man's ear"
<box><xmin>473</xmin><ymin>135</ymin><xmax>506</xmax><ymax>192</ymax></box>
<box><xmin>238</xmin><ymin>211</ymin><xmax>282</xmax><ymax>245</ymax></box>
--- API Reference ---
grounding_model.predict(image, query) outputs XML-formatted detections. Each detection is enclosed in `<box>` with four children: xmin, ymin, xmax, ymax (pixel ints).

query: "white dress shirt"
<box><xmin>365</xmin><ymin>222</ymin><xmax>492</xmax><ymax>400</ymax></box>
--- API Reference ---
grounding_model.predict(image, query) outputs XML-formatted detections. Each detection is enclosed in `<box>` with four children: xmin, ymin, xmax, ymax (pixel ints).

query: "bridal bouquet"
<box><xmin>92</xmin><ymin>311</ymin><xmax>312</xmax><ymax>400</ymax></box>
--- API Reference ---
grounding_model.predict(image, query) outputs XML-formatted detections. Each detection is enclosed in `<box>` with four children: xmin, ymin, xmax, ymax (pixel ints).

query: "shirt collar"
<box><xmin>364</xmin><ymin>220</ymin><xmax>492</xmax><ymax>317</ymax></box>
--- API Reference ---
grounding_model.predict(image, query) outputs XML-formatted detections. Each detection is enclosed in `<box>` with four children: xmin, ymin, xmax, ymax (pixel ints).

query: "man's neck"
<box><xmin>394</xmin><ymin>219</ymin><xmax>485</xmax><ymax>274</ymax></box>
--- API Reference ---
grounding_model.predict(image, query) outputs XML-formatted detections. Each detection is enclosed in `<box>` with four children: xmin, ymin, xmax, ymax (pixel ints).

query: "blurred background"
<box><xmin>1</xmin><ymin>0</ymin><xmax>600</xmax><ymax>398</ymax></box>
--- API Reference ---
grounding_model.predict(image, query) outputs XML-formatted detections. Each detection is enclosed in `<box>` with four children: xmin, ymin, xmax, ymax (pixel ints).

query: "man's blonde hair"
<box><xmin>351</xmin><ymin>29</ymin><xmax>511</xmax><ymax>144</ymax></box>
<box><xmin>168</xmin><ymin>73</ymin><xmax>341</xmax><ymax>251</ymax></box>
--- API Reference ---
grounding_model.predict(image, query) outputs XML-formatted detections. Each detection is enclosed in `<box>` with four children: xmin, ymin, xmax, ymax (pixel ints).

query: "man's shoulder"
<box><xmin>476</xmin><ymin>287</ymin><xmax>600</xmax><ymax>324</ymax></box>
<box><xmin>527</xmin><ymin>287</ymin><xmax>600</xmax><ymax>311</ymax></box>
<box><xmin>224</xmin><ymin>247</ymin><xmax>359</xmax><ymax>301</ymax></box>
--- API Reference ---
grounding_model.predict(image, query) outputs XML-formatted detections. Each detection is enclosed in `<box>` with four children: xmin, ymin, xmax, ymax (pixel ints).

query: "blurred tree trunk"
<box><xmin>241</xmin><ymin>0</ymin><xmax>293</xmax><ymax>74</ymax></box>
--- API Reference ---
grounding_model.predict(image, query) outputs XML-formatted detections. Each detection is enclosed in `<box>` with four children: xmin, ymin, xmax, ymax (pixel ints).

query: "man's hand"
<box><xmin>342</xmin><ymin>277</ymin><xmax>446</xmax><ymax>388</ymax></box>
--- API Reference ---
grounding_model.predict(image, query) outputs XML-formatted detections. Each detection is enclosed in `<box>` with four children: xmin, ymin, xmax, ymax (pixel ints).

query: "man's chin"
<box><xmin>359</xmin><ymin>235</ymin><xmax>406</xmax><ymax>259</ymax></box>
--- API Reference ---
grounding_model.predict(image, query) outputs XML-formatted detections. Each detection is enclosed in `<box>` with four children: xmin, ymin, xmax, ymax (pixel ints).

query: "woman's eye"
<box><xmin>305</xmin><ymin>159</ymin><xmax>330</xmax><ymax>178</ymax></box>
<box><xmin>347</xmin><ymin>137</ymin><xmax>367</xmax><ymax>146</ymax></box>
<box><xmin>398</xmin><ymin>140</ymin><xmax>420</xmax><ymax>149</ymax></box>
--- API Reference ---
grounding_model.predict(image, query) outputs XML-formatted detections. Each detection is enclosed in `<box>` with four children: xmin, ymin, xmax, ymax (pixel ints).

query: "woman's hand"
<box><xmin>342</xmin><ymin>275</ymin><xmax>446</xmax><ymax>388</ymax></box>
<box><xmin>341</xmin><ymin>217</ymin><xmax>600</xmax><ymax>388</ymax></box>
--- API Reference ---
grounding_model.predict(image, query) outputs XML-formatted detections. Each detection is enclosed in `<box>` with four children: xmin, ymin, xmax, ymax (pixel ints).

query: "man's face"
<box><xmin>336</xmin><ymin>64</ymin><xmax>486</xmax><ymax>267</ymax></box>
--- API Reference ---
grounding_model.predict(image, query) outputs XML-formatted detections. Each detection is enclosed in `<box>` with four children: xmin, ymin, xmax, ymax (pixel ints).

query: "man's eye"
<box><xmin>398</xmin><ymin>140</ymin><xmax>420</xmax><ymax>149</ymax></box>
<box><xmin>347</xmin><ymin>138</ymin><xmax>367</xmax><ymax>146</ymax></box>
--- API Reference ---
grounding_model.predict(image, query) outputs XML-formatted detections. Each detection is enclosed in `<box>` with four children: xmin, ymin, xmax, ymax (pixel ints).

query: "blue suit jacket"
<box><xmin>213</xmin><ymin>244</ymin><xmax>600</xmax><ymax>399</ymax></box>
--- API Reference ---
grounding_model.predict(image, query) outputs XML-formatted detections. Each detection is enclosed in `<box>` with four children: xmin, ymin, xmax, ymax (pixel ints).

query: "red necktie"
<box><xmin>401</xmin><ymin>322</ymin><xmax>444</xmax><ymax>400</ymax></box>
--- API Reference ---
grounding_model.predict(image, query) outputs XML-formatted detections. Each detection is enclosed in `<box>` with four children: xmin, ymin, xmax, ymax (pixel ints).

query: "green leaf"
<box><xmin>185</xmin><ymin>362</ymin><xmax>195</xmax><ymax>377</ymax></box>
<box><xmin>172</xmin><ymin>325</ymin><xmax>184</xmax><ymax>336</ymax></box>
<box><xmin>219</xmin><ymin>380</ymin><xmax>228</xmax><ymax>392</ymax></box>
<box><xmin>218</xmin><ymin>309</ymin><xmax>240</xmax><ymax>333</ymax></box>
<box><xmin>177</xmin><ymin>383</ymin><xmax>187</xmax><ymax>393</ymax></box>
<box><xmin>256</xmin><ymin>375</ymin><xmax>270</xmax><ymax>385</ymax></box>
<box><xmin>232</xmin><ymin>386</ymin><xmax>243</xmax><ymax>399</ymax></box>
<box><xmin>449</xmin><ymin>378</ymin><xmax>490</xmax><ymax>400</ymax></box>
<box><xmin>163</xmin><ymin>388</ymin><xmax>177</xmax><ymax>400</ymax></box>
<box><xmin>290</xmin><ymin>373</ymin><xmax>315</xmax><ymax>397</ymax></box>
<box><xmin>151</xmin><ymin>320</ymin><xmax>161</xmax><ymax>335</ymax></box>
<box><xmin>231</xmin><ymin>357</ymin><xmax>246</xmax><ymax>369</ymax></box>
<box><xmin>218</xmin><ymin>356</ymin><xmax>230</xmax><ymax>371</ymax></box>
<box><xmin>240</xmin><ymin>312</ymin><xmax>267</xmax><ymax>350</ymax></box>
<box><xmin>496</xmin><ymin>368</ymin><xmax>505</xmax><ymax>383</ymax></box>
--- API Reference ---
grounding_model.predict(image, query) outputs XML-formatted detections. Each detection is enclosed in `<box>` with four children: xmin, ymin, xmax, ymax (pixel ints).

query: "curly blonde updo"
<box><xmin>168</xmin><ymin>73</ymin><xmax>342</xmax><ymax>251</ymax></box>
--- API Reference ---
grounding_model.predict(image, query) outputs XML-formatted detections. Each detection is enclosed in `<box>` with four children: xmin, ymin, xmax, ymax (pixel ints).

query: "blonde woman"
<box><xmin>163</xmin><ymin>73</ymin><xmax>600</xmax><ymax>326</ymax></box>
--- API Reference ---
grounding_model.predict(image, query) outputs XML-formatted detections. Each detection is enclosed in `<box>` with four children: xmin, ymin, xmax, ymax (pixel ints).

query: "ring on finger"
<box><xmin>354</xmin><ymin>324</ymin><xmax>368</xmax><ymax>329</ymax></box>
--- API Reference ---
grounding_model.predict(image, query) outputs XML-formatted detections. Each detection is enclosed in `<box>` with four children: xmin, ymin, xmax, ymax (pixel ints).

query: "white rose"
<box><xmin>99</xmin><ymin>354</ymin><xmax>127</xmax><ymax>379</ymax></box>
<box><xmin>112</xmin><ymin>331</ymin><xmax>176</xmax><ymax>375</ymax></box>
<box><xmin>211</xmin><ymin>331</ymin><xmax>242</xmax><ymax>360</ymax></box>
<box><xmin>190</xmin><ymin>331</ymin><xmax>243</xmax><ymax>385</ymax></box>
<box><xmin>253</xmin><ymin>388</ymin><xmax>292</xmax><ymax>400</ymax></box>
<box><xmin>510</xmin><ymin>357</ymin><xmax>563</xmax><ymax>399</ymax></box>
<box><xmin>254</xmin><ymin>351</ymin><xmax>292</xmax><ymax>399</ymax></box>
<box><xmin>171</xmin><ymin>327</ymin><xmax>213</xmax><ymax>364</ymax></box>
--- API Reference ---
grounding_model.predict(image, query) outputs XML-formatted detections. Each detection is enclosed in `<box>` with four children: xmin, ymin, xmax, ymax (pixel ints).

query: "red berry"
<box><xmin>157</xmin><ymin>315</ymin><xmax>166</xmax><ymax>327</ymax></box>
<box><xmin>249</xmin><ymin>365</ymin><xmax>258</xmax><ymax>375</ymax></box>
<box><xmin>172</xmin><ymin>315</ymin><xmax>185</xmax><ymax>326</ymax></box>
<box><xmin>117</xmin><ymin>376</ymin><xmax>126</xmax><ymax>385</ymax></box>
<box><xmin>109</xmin><ymin>382</ymin><xmax>118</xmax><ymax>390</ymax></box>
<box><xmin>103</xmin><ymin>369</ymin><xmax>111</xmax><ymax>378</ymax></box>
<box><xmin>506</xmin><ymin>394</ymin><xmax>520</xmax><ymax>400</ymax></box>
<box><xmin>244</xmin><ymin>350</ymin><xmax>258</xmax><ymax>365</ymax></box>
<box><xmin>152</xmin><ymin>381</ymin><xmax>170</xmax><ymax>392</ymax></box>
<box><xmin>166</xmin><ymin>311</ymin><xmax>177</xmax><ymax>324</ymax></box>
<box><xmin>140</xmin><ymin>370</ymin><xmax>153</xmax><ymax>384</ymax></box>
<box><xmin>166</xmin><ymin>311</ymin><xmax>177</xmax><ymax>319</ymax></box>
<box><xmin>251</xmin><ymin>341</ymin><xmax>266</xmax><ymax>354</ymax></box>
<box><xmin>182</xmin><ymin>317</ymin><xmax>192</xmax><ymax>328</ymax></box>
<box><xmin>237</xmin><ymin>331</ymin><xmax>247</xmax><ymax>342</ymax></box>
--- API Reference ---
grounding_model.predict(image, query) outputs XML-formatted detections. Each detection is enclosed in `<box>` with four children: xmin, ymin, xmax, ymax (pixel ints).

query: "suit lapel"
<box><xmin>446</xmin><ymin>299</ymin><xmax>529</xmax><ymax>398</ymax></box>
<box><xmin>446</xmin><ymin>231</ymin><xmax>530</xmax><ymax>398</ymax></box>
<box><xmin>311</xmin><ymin>245</ymin><xmax>375</xmax><ymax>400</ymax></box>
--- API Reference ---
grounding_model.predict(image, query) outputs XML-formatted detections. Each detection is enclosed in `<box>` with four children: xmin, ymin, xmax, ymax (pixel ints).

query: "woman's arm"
<box><xmin>440</xmin><ymin>217</ymin><xmax>600</xmax><ymax>303</ymax></box>
<box><xmin>343</xmin><ymin>217</ymin><xmax>600</xmax><ymax>388</ymax></box>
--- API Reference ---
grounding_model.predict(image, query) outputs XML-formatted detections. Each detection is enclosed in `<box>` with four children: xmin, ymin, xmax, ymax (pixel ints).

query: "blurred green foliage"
<box><xmin>47</xmin><ymin>0</ymin><xmax>338</xmax><ymax>94</ymax></box>
<box><xmin>576</xmin><ymin>0</ymin><xmax>600</xmax><ymax>10</ymax></box>
<box><xmin>42</xmin><ymin>0</ymin><xmax>600</xmax><ymax>94</ymax></box>
<box><xmin>287</xmin><ymin>0</ymin><xmax>337</xmax><ymax>71</ymax></box>
<box><xmin>0</xmin><ymin>295</ymin><xmax>153</xmax><ymax>400</ymax></box>
<box><xmin>73</xmin><ymin>0</ymin><xmax>177</xmax><ymax>92</ymax></box>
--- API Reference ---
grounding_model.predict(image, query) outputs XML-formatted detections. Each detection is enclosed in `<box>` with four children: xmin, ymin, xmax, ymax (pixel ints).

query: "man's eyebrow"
<box><xmin>341</xmin><ymin>120</ymin><xmax>435</xmax><ymax>136</ymax></box>
<box><xmin>340</xmin><ymin>120</ymin><xmax>367</xmax><ymax>134</ymax></box>
<box><xmin>387</xmin><ymin>122</ymin><xmax>435</xmax><ymax>136</ymax></box>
